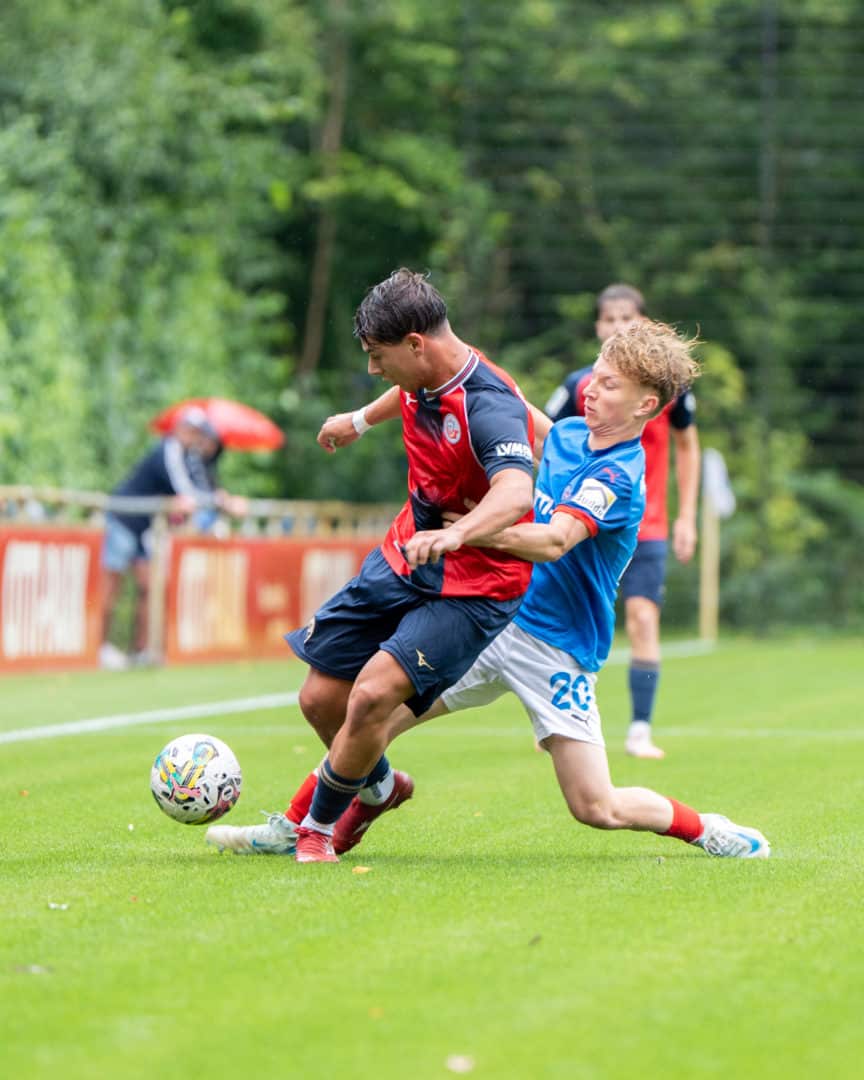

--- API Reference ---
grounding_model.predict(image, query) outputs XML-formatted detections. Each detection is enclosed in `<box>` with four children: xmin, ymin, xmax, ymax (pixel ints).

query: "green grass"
<box><xmin>2</xmin><ymin>638</ymin><xmax>863</xmax><ymax>1079</ymax></box>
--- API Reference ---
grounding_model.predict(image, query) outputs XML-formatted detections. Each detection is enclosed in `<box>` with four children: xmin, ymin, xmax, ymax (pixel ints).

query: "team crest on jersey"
<box><xmin>572</xmin><ymin>478</ymin><xmax>617</xmax><ymax>519</ymax></box>
<box><xmin>443</xmin><ymin>413</ymin><xmax>462</xmax><ymax>444</ymax></box>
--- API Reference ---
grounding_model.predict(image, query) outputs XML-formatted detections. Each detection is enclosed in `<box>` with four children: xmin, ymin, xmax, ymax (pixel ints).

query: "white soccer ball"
<box><xmin>150</xmin><ymin>733</ymin><xmax>242</xmax><ymax>825</ymax></box>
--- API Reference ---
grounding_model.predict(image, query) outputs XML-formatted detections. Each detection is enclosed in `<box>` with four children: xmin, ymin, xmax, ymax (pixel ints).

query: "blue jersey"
<box><xmin>514</xmin><ymin>418</ymin><xmax>645</xmax><ymax>671</ymax></box>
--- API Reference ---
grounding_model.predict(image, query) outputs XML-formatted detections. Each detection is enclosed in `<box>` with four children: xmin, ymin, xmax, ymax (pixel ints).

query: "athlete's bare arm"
<box><xmin>527</xmin><ymin>402</ymin><xmax>552</xmax><ymax>463</ymax></box>
<box><xmin>317</xmin><ymin>386</ymin><xmax>402</xmax><ymax>452</ymax></box>
<box><xmin>671</xmin><ymin>424</ymin><xmax>700</xmax><ymax>563</ymax></box>
<box><xmin>465</xmin><ymin>510</ymin><xmax>590</xmax><ymax>563</ymax></box>
<box><xmin>403</xmin><ymin>467</ymin><xmax>534</xmax><ymax>568</ymax></box>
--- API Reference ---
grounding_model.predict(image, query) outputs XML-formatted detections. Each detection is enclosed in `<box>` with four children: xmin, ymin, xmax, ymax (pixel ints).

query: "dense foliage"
<box><xmin>1</xmin><ymin>0</ymin><xmax>861</xmax><ymax>626</ymax></box>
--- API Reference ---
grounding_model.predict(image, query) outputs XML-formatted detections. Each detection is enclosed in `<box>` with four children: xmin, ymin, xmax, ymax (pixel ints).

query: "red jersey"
<box><xmin>544</xmin><ymin>367</ymin><xmax>696</xmax><ymax>541</ymax></box>
<box><xmin>382</xmin><ymin>349</ymin><xmax>534</xmax><ymax>600</ymax></box>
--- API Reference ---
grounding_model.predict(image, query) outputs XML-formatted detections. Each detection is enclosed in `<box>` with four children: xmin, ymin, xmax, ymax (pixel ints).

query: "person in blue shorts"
<box><xmin>100</xmin><ymin>407</ymin><xmax>224</xmax><ymax>670</ymax></box>
<box><xmin>207</xmin><ymin>268</ymin><xmax>535</xmax><ymax>863</ymax></box>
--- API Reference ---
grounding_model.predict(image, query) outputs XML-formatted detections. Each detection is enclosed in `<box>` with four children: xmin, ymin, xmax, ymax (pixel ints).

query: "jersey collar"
<box><xmin>422</xmin><ymin>349</ymin><xmax>479</xmax><ymax>401</ymax></box>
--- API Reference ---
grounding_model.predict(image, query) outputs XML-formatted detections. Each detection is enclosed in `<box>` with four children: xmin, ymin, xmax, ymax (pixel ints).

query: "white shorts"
<box><xmin>441</xmin><ymin>621</ymin><xmax>604</xmax><ymax>747</ymax></box>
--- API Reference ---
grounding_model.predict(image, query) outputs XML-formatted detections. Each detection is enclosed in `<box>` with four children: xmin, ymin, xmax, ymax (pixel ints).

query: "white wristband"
<box><xmin>352</xmin><ymin>407</ymin><xmax>372</xmax><ymax>436</ymax></box>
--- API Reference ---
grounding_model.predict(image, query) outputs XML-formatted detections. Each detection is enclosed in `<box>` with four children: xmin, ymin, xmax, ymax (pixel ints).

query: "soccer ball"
<box><xmin>150</xmin><ymin>733</ymin><xmax>242</xmax><ymax>825</ymax></box>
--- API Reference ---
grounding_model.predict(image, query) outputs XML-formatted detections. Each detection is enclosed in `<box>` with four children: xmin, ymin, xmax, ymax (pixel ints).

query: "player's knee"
<box><xmin>626</xmin><ymin>603</ymin><xmax>657</xmax><ymax>644</ymax></box>
<box><xmin>569</xmin><ymin>798</ymin><xmax>620</xmax><ymax>830</ymax></box>
<box><xmin>345</xmin><ymin>680</ymin><xmax>390</xmax><ymax>729</ymax></box>
<box><xmin>298</xmin><ymin>683</ymin><xmax>338</xmax><ymax>740</ymax></box>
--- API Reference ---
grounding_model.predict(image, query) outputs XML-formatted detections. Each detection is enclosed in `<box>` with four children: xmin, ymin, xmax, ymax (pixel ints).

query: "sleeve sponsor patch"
<box><xmin>494</xmin><ymin>441</ymin><xmax>533</xmax><ymax>461</ymax></box>
<box><xmin>571</xmin><ymin>478</ymin><xmax>617</xmax><ymax>520</ymax></box>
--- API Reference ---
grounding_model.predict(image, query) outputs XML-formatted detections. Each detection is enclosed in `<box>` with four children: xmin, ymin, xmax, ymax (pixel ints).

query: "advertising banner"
<box><xmin>164</xmin><ymin>536</ymin><xmax>377</xmax><ymax>664</ymax></box>
<box><xmin>0</xmin><ymin>528</ymin><xmax>103</xmax><ymax>671</ymax></box>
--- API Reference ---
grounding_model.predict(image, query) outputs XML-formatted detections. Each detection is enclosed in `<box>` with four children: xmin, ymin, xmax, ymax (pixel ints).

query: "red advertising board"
<box><xmin>164</xmin><ymin>535</ymin><xmax>378</xmax><ymax>664</ymax></box>
<box><xmin>0</xmin><ymin>528</ymin><xmax>103</xmax><ymax>671</ymax></box>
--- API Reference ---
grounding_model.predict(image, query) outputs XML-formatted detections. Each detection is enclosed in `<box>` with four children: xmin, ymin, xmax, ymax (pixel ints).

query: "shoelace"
<box><xmin>261</xmin><ymin>810</ymin><xmax>297</xmax><ymax>837</ymax></box>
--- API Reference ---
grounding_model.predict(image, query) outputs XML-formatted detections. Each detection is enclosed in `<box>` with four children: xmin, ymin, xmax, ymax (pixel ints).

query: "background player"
<box><xmin>545</xmin><ymin>284</ymin><xmax>700</xmax><ymax>759</ymax></box>
<box><xmin>208</xmin><ymin>267</ymin><xmax>535</xmax><ymax>863</ymax></box>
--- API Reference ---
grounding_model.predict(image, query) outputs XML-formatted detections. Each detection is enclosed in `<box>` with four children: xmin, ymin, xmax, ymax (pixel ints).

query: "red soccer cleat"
<box><xmin>332</xmin><ymin>771</ymin><xmax>415</xmax><ymax>855</ymax></box>
<box><xmin>294</xmin><ymin>826</ymin><xmax>339</xmax><ymax>863</ymax></box>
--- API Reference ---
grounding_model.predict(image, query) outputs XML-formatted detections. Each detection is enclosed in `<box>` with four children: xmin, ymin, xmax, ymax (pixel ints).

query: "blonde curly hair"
<box><xmin>599</xmin><ymin>319</ymin><xmax>701</xmax><ymax>414</ymax></box>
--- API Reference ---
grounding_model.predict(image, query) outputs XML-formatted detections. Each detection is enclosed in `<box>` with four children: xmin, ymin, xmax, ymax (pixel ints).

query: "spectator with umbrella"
<box><xmin>99</xmin><ymin>400</ymin><xmax>278</xmax><ymax>669</ymax></box>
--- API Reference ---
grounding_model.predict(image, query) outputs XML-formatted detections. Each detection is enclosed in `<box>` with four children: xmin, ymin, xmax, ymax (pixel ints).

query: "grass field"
<box><xmin>2</xmin><ymin>638</ymin><xmax>863</xmax><ymax>1079</ymax></box>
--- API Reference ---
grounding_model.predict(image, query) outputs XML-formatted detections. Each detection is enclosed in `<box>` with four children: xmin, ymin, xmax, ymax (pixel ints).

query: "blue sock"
<box><xmin>307</xmin><ymin>758</ymin><xmax>367</xmax><ymax>826</ymax></box>
<box><xmin>364</xmin><ymin>755</ymin><xmax>391</xmax><ymax>788</ymax></box>
<box><xmin>629</xmin><ymin>660</ymin><xmax>660</xmax><ymax>724</ymax></box>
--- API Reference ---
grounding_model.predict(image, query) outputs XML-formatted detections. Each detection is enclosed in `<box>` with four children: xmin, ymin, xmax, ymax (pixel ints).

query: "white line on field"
<box><xmin>0</xmin><ymin>640</ymin><xmax>717</xmax><ymax>746</ymax></box>
<box><xmin>0</xmin><ymin>692</ymin><xmax>299</xmax><ymax>744</ymax></box>
<box><xmin>166</xmin><ymin>725</ymin><xmax>864</xmax><ymax>740</ymax></box>
<box><xmin>608</xmin><ymin>639</ymin><xmax>716</xmax><ymax>662</ymax></box>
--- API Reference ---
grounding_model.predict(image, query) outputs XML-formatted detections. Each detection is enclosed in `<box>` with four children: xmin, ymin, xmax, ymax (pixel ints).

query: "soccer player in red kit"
<box><xmin>545</xmin><ymin>284</ymin><xmax>700</xmax><ymax>759</ymax></box>
<box><xmin>207</xmin><ymin>268</ymin><xmax>535</xmax><ymax>862</ymax></box>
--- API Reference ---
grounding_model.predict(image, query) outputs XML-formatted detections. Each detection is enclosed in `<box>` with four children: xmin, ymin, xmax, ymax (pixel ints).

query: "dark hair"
<box><xmin>596</xmin><ymin>283</ymin><xmax>645</xmax><ymax>317</ymax></box>
<box><xmin>353</xmin><ymin>268</ymin><xmax>448</xmax><ymax>344</ymax></box>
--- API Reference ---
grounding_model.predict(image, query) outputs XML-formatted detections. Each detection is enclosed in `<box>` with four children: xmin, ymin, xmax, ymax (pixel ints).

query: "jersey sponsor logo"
<box><xmin>683</xmin><ymin>391</ymin><xmax>696</xmax><ymax>413</ymax></box>
<box><xmin>599</xmin><ymin>466</ymin><xmax>620</xmax><ymax>483</ymax></box>
<box><xmin>443</xmin><ymin>413</ymin><xmax>462</xmax><ymax>444</ymax></box>
<box><xmin>534</xmin><ymin>490</ymin><xmax>555</xmax><ymax>517</ymax></box>
<box><xmin>404</xmin><ymin>392</ymin><xmax>417</xmax><ymax>406</ymax></box>
<box><xmin>304</xmin><ymin>616</ymin><xmax>316</xmax><ymax>643</ymax></box>
<box><xmin>495</xmin><ymin>441</ymin><xmax>532</xmax><ymax>460</ymax></box>
<box><xmin>572</xmin><ymin>478</ymin><xmax>617</xmax><ymax>519</ymax></box>
<box><xmin>416</xmin><ymin>648</ymin><xmax>435</xmax><ymax>670</ymax></box>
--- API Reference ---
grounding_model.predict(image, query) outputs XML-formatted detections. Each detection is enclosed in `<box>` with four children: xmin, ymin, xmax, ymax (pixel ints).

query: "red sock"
<box><xmin>286</xmin><ymin>768</ymin><xmax>319</xmax><ymax>825</ymax></box>
<box><xmin>663</xmin><ymin>798</ymin><xmax>703</xmax><ymax>843</ymax></box>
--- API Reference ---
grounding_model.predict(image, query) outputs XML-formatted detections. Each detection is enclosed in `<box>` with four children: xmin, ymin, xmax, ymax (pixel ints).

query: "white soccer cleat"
<box><xmin>694</xmin><ymin>813</ymin><xmax>771</xmax><ymax>859</ymax></box>
<box><xmin>626</xmin><ymin>736</ymin><xmax>666</xmax><ymax>759</ymax></box>
<box><xmin>206</xmin><ymin>811</ymin><xmax>298</xmax><ymax>855</ymax></box>
<box><xmin>626</xmin><ymin>722</ymin><xmax>665</xmax><ymax>759</ymax></box>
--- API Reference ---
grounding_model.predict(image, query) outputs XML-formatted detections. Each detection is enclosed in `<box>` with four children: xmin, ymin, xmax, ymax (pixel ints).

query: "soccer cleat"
<box><xmin>626</xmin><ymin>723</ymin><xmax>665</xmax><ymax>759</ymax></box>
<box><xmin>294</xmin><ymin>826</ymin><xmax>339</xmax><ymax>863</ymax></box>
<box><xmin>694</xmin><ymin>813</ymin><xmax>771</xmax><ymax>859</ymax></box>
<box><xmin>206</xmin><ymin>811</ymin><xmax>298</xmax><ymax>855</ymax></box>
<box><xmin>332</xmin><ymin>770</ymin><xmax>415</xmax><ymax>855</ymax></box>
<box><xmin>626</xmin><ymin>737</ymin><xmax>666</xmax><ymax>759</ymax></box>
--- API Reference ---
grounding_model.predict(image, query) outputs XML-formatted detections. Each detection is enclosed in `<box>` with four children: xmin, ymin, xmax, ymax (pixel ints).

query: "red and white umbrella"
<box><xmin>150</xmin><ymin>397</ymin><xmax>284</xmax><ymax>452</ymax></box>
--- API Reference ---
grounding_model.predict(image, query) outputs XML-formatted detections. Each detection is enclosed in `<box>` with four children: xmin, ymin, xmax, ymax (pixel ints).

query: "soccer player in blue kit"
<box><xmin>399</xmin><ymin>318</ymin><xmax>769</xmax><ymax>858</ymax></box>
<box><xmin>546</xmin><ymin>284</ymin><xmax>701</xmax><ymax>759</ymax></box>
<box><xmin>208</xmin><ymin>267</ymin><xmax>536</xmax><ymax>863</ymax></box>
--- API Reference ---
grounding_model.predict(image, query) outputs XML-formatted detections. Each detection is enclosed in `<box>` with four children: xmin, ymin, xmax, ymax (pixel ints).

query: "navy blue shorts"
<box><xmin>285</xmin><ymin>547</ymin><xmax>521</xmax><ymax>716</ymax></box>
<box><xmin>620</xmin><ymin>540</ymin><xmax>667</xmax><ymax>606</ymax></box>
